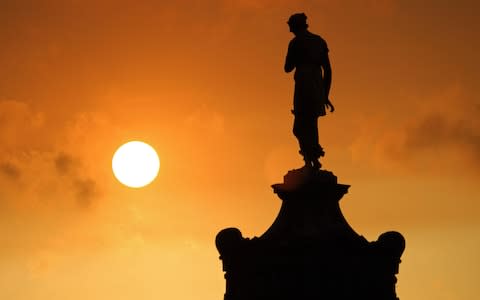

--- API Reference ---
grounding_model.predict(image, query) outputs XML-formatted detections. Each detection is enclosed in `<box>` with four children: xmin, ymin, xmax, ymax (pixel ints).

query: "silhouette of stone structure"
<box><xmin>216</xmin><ymin>169</ymin><xmax>405</xmax><ymax>300</ymax></box>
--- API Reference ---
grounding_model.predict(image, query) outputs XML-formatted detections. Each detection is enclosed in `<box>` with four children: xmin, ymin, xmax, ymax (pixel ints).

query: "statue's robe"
<box><xmin>285</xmin><ymin>31</ymin><xmax>329</xmax><ymax>118</ymax></box>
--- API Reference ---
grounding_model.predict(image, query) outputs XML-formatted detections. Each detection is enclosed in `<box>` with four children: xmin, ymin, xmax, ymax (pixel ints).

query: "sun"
<box><xmin>112</xmin><ymin>141</ymin><xmax>160</xmax><ymax>188</ymax></box>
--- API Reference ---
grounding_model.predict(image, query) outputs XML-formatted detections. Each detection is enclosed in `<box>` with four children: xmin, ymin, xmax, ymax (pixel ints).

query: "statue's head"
<box><xmin>287</xmin><ymin>13</ymin><xmax>308</xmax><ymax>34</ymax></box>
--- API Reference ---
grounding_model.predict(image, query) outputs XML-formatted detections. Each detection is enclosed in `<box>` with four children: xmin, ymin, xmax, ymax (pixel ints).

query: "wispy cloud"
<box><xmin>346</xmin><ymin>84</ymin><xmax>480</xmax><ymax>175</ymax></box>
<box><xmin>0</xmin><ymin>162</ymin><xmax>21</xmax><ymax>180</ymax></box>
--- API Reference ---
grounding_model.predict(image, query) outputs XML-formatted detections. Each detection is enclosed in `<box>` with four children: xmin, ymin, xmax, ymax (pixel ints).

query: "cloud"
<box><xmin>54</xmin><ymin>152</ymin><xmax>99</xmax><ymax>208</ymax></box>
<box><xmin>54</xmin><ymin>152</ymin><xmax>76</xmax><ymax>175</ymax></box>
<box><xmin>392</xmin><ymin>85</ymin><xmax>480</xmax><ymax>171</ymax></box>
<box><xmin>0</xmin><ymin>162</ymin><xmax>21</xmax><ymax>180</ymax></box>
<box><xmin>0</xmin><ymin>100</ymin><xmax>104</xmax><ymax>211</ymax></box>
<box><xmin>346</xmin><ymin>84</ymin><xmax>480</xmax><ymax>175</ymax></box>
<box><xmin>73</xmin><ymin>178</ymin><xmax>97</xmax><ymax>208</ymax></box>
<box><xmin>405</xmin><ymin>114</ymin><xmax>480</xmax><ymax>161</ymax></box>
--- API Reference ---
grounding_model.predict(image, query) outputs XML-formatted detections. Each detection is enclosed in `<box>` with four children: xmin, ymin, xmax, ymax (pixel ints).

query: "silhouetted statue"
<box><xmin>215</xmin><ymin>12</ymin><xmax>406</xmax><ymax>300</ymax></box>
<box><xmin>285</xmin><ymin>13</ymin><xmax>334</xmax><ymax>170</ymax></box>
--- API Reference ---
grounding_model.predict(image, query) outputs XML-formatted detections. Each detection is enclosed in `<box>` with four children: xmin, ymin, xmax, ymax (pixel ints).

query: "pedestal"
<box><xmin>216</xmin><ymin>169</ymin><xmax>405</xmax><ymax>300</ymax></box>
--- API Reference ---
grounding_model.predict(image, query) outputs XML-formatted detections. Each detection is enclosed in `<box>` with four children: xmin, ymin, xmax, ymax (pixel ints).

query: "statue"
<box><xmin>284</xmin><ymin>13</ymin><xmax>335</xmax><ymax>170</ymax></box>
<box><xmin>215</xmin><ymin>13</ymin><xmax>406</xmax><ymax>300</ymax></box>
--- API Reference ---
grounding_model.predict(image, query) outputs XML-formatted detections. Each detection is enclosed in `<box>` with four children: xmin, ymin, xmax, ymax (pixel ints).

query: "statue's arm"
<box><xmin>284</xmin><ymin>41</ymin><xmax>295</xmax><ymax>73</ymax></box>
<box><xmin>323</xmin><ymin>54</ymin><xmax>332</xmax><ymax>98</ymax></box>
<box><xmin>323</xmin><ymin>54</ymin><xmax>334</xmax><ymax>112</ymax></box>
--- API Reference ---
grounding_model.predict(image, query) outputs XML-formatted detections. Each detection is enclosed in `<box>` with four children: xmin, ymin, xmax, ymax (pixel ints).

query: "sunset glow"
<box><xmin>0</xmin><ymin>1</ymin><xmax>478</xmax><ymax>300</ymax></box>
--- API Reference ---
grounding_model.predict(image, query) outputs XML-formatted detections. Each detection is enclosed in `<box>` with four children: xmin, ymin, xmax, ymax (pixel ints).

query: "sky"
<box><xmin>0</xmin><ymin>0</ymin><xmax>479</xmax><ymax>299</ymax></box>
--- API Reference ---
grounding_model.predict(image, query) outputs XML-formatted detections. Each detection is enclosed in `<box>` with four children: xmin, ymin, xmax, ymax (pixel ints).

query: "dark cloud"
<box><xmin>53</xmin><ymin>152</ymin><xmax>99</xmax><ymax>208</ymax></box>
<box><xmin>0</xmin><ymin>162</ymin><xmax>21</xmax><ymax>180</ymax></box>
<box><xmin>405</xmin><ymin>114</ymin><xmax>451</xmax><ymax>148</ymax></box>
<box><xmin>405</xmin><ymin>113</ymin><xmax>480</xmax><ymax>164</ymax></box>
<box><xmin>54</xmin><ymin>152</ymin><xmax>75</xmax><ymax>175</ymax></box>
<box><xmin>73</xmin><ymin>178</ymin><xmax>97</xmax><ymax>208</ymax></box>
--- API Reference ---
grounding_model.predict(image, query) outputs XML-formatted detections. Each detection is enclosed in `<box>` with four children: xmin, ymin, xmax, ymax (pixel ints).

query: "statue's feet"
<box><xmin>312</xmin><ymin>159</ymin><xmax>321</xmax><ymax>170</ymax></box>
<box><xmin>300</xmin><ymin>160</ymin><xmax>321</xmax><ymax>172</ymax></box>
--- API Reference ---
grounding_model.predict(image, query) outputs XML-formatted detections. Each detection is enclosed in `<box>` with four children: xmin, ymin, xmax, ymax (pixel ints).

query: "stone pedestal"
<box><xmin>216</xmin><ymin>169</ymin><xmax>405</xmax><ymax>300</ymax></box>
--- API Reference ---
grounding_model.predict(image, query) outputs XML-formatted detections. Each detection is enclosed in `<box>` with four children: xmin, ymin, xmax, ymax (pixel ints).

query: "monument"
<box><xmin>216</xmin><ymin>13</ymin><xmax>405</xmax><ymax>300</ymax></box>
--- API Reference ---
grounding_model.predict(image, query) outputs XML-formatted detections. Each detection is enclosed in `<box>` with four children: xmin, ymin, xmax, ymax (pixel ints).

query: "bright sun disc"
<box><xmin>112</xmin><ymin>141</ymin><xmax>160</xmax><ymax>188</ymax></box>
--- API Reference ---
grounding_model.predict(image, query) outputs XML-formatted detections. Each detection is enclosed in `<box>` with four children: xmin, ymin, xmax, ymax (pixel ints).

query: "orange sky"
<box><xmin>0</xmin><ymin>1</ymin><xmax>479</xmax><ymax>299</ymax></box>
